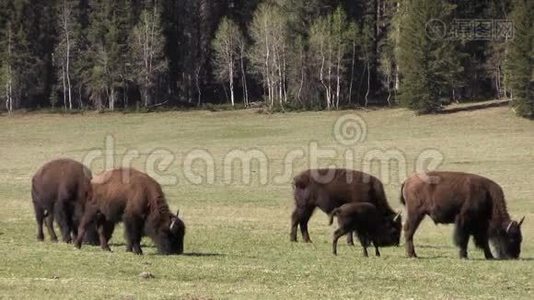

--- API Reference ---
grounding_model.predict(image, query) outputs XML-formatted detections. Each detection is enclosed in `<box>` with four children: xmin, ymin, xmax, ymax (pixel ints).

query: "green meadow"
<box><xmin>0</xmin><ymin>106</ymin><xmax>533</xmax><ymax>299</ymax></box>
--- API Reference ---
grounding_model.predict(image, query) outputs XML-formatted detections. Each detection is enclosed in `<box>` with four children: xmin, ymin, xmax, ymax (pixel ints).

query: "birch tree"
<box><xmin>309</xmin><ymin>7</ymin><xmax>354</xmax><ymax>109</ymax></box>
<box><xmin>54</xmin><ymin>0</ymin><xmax>76</xmax><ymax>110</ymax></box>
<box><xmin>249</xmin><ymin>3</ymin><xmax>290</xmax><ymax>110</ymax></box>
<box><xmin>131</xmin><ymin>4</ymin><xmax>168</xmax><ymax>107</ymax></box>
<box><xmin>212</xmin><ymin>17</ymin><xmax>242</xmax><ymax>107</ymax></box>
<box><xmin>0</xmin><ymin>23</ymin><xmax>13</xmax><ymax>114</ymax></box>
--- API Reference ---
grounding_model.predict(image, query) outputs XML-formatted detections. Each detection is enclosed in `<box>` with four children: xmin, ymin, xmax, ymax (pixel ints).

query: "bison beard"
<box><xmin>290</xmin><ymin>169</ymin><xmax>401</xmax><ymax>245</ymax></box>
<box><xmin>329</xmin><ymin>202</ymin><xmax>401</xmax><ymax>257</ymax></box>
<box><xmin>31</xmin><ymin>158</ymin><xmax>99</xmax><ymax>244</ymax></box>
<box><xmin>401</xmin><ymin>171</ymin><xmax>524</xmax><ymax>259</ymax></box>
<box><xmin>74</xmin><ymin>168</ymin><xmax>185</xmax><ymax>255</ymax></box>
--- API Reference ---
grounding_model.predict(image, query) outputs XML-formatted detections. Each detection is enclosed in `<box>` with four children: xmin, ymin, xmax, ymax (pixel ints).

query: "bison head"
<box><xmin>373</xmin><ymin>213</ymin><xmax>402</xmax><ymax>247</ymax></box>
<box><xmin>499</xmin><ymin>217</ymin><xmax>524</xmax><ymax>259</ymax></box>
<box><xmin>157</xmin><ymin>210</ymin><xmax>186</xmax><ymax>255</ymax></box>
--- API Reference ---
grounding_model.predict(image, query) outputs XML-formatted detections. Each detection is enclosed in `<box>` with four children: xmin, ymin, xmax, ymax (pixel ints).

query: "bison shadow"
<box><xmin>182</xmin><ymin>252</ymin><xmax>225</xmax><ymax>257</ymax></box>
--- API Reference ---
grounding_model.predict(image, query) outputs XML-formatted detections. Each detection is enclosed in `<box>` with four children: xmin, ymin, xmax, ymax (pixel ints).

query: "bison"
<box><xmin>329</xmin><ymin>202</ymin><xmax>401</xmax><ymax>257</ymax></box>
<box><xmin>75</xmin><ymin>168</ymin><xmax>186</xmax><ymax>255</ymax></box>
<box><xmin>31</xmin><ymin>158</ymin><xmax>99</xmax><ymax>244</ymax></box>
<box><xmin>291</xmin><ymin>168</ymin><xmax>401</xmax><ymax>245</ymax></box>
<box><xmin>401</xmin><ymin>171</ymin><xmax>524</xmax><ymax>259</ymax></box>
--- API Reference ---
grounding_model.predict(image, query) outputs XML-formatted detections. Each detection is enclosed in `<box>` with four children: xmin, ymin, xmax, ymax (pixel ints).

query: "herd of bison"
<box><xmin>31</xmin><ymin>158</ymin><xmax>525</xmax><ymax>259</ymax></box>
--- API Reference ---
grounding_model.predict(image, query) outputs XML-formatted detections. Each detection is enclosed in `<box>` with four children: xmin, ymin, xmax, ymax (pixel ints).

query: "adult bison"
<box><xmin>291</xmin><ymin>168</ymin><xmax>401</xmax><ymax>245</ymax></box>
<box><xmin>401</xmin><ymin>171</ymin><xmax>524</xmax><ymax>259</ymax></box>
<box><xmin>31</xmin><ymin>158</ymin><xmax>99</xmax><ymax>244</ymax></box>
<box><xmin>75</xmin><ymin>168</ymin><xmax>186</xmax><ymax>255</ymax></box>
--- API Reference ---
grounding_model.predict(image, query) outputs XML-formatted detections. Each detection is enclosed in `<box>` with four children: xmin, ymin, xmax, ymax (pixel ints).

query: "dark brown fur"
<box><xmin>74</xmin><ymin>168</ymin><xmax>185</xmax><ymax>255</ymax></box>
<box><xmin>329</xmin><ymin>202</ymin><xmax>401</xmax><ymax>257</ymax></box>
<box><xmin>401</xmin><ymin>171</ymin><xmax>524</xmax><ymax>259</ymax></box>
<box><xmin>31</xmin><ymin>158</ymin><xmax>99</xmax><ymax>244</ymax></box>
<box><xmin>291</xmin><ymin>168</ymin><xmax>401</xmax><ymax>244</ymax></box>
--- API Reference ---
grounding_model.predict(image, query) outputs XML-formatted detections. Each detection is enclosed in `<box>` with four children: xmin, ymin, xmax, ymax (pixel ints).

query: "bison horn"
<box><xmin>519</xmin><ymin>216</ymin><xmax>525</xmax><ymax>226</ymax></box>
<box><xmin>506</xmin><ymin>221</ymin><xmax>515</xmax><ymax>233</ymax></box>
<box><xmin>176</xmin><ymin>209</ymin><xmax>180</xmax><ymax>217</ymax></box>
<box><xmin>170</xmin><ymin>219</ymin><xmax>176</xmax><ymax>230</ymax></box>
<box><xmin>393</xmin><ymin>212</ymin><xmax>401</xmax><ymax>222</ymax></box>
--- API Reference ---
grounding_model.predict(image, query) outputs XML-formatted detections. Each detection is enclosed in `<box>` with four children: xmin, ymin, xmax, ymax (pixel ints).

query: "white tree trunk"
<box><xmin>348</xmin><ymin>41</ymin><xmax>356</xmax><ymax>104</ymax></box>
<box><xmin>6</xmin><ymin>25</ymin><xmax>13</xmax><ymax>114</ymax></box>
<box><xmin>365</xmin><ymin>61</ymin><xmax>370</xmax><ymax>107</ymax></box>
<box><xmin>229</xmin><ymin>61</ymin><xmax>234</xmax><ymax>106</ymax></box>
<box><xmin>64</xmin><ymin>1</ymin><xmax>72</xmax><ymax>110</ymax></box>
<box><xmin>335</xmin><ymin>48</ymin><xmax>342</xmax><ymax>109</ymax></box>
<box><xmin>109</xmin><ymin>89</ymin><xmax>115</xmax><ymax>111</ymax></box>
<box><xmin>62</xmin><ymin>65</ymin><xmax>67</xmax><ymax>110</ymax></box>
<box><xmin>239</xmin><ymin>46</ymin><xmax>248</xmax><ymax>106</ymax></box>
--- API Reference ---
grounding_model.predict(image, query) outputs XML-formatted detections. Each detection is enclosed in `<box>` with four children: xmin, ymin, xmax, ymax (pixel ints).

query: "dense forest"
<box><xmin>0</xmin><ymin>0</ymin><xmax>532</xmax><ymax>117</ymax></box>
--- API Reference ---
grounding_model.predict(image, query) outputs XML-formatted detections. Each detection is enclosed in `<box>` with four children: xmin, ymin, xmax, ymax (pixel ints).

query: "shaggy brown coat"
<box><xmin>401</xmin><ymin>171</ymin><xmax>524</xmax><ymax>259</ymax></box>
<box><xmin>291</xmin><ymin>168</ymin><xmax>401</xmax><ymax>244</ymax></box>
<box><xmin>31</xmin><ymin>158</ymin><xmax>98</xmax><ymax>243</ymax></box>
<box><xmin>74</xmin><ymin>168</ymin><xmax>185</xmax><ymax>255</ymax></box>
<box><xmin>329</xmin><ymin>202</ymin><xmax>401</xmax><ymax>257</ymax></box>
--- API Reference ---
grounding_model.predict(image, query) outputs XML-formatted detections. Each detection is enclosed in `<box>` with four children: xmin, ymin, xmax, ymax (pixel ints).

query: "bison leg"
<box><xmin>44</xmin><ymin>213</ymin><xmax>58</xmax><ymax>242</ymax></box>
<box><xmin>332</xmin><ymin>228</ymin><xmax>346</xmax><ymax>256</ymax></box>
<box><xmin>358</xmin><ymin>237</ymin><xmax>369</xmax><ymax>257</ymax></box>
<box><xmin>98</xmin><ymin>220</ymin><xmax>114</xmax><ymax>252</ymax></box>
<box><xmin>290</xmin><ymin>209</ymin><xmax>300</xmax><ymax>242</ymax></box>
<box><xmin>32</xmin><ymin>203</ymin><xmax>45</xmax><ymax>241</ymax></box>
<box><xmin>74</xmin><ymin>205</ymin><xmax>99</xmax><ymax>249</ymax></box>
<box><xmin>290</xmin><ymin>207</ymin><xmax>314</xmax><ymax>243</ymax></box>
<box><xmin>453</xmin><ymin>226</ymin><xmax>469</xmax><ymax>259</ymax></box>
<box><xmin>347</xmin><ymin>231</ymin><xmax>355</xmax><ymax>246</ymax></box>
<box><xmin>374</xmin><ymin>245</ymin><xmax>380</xmax><ymax>257</ymax></box>
<box><xmin>299</xmin><ymin>208</ymin><xmax>314</xmax><ymax>243</ymax></box>
<box><xmin>404</xmin><ymin>212</ymin><xmax>424</xmax><ymax>258</ymax></box>
<box><xmin>54</xmin><ymin>201</ymin><xmax>73</xmax><ymax>243</ymax></box>
<box><xmin>124</xmin><ymin>216</ymin><xmax>143</xmax><ymax>255</ymax></box>
<box><xmin>472</xmin><ymin>225</ymin><xmax>493</xmax><ymax>260</ymax></box>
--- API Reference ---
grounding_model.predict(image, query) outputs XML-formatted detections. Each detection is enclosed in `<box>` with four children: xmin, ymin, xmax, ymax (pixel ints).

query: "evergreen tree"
<box><xmin>396</xmin><ymin>0</ymin><xmax>461</xmax><ymax>113</ymax></box>
<box><xmin>506</xmin><ymin>0</ymin><xmax>534</xmax><ymax>118</ymax></box>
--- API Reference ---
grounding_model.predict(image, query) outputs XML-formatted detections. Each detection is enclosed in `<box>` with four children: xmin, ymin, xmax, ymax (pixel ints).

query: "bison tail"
<box><xmin>399</xmin><ymin>182</ymin><xmax>406</xmax><ymax>206</ymax></box>
<box><xmin>328</xmin><ymin>209</ymin><xmax>339</xmax><ymax>226</ymax></box>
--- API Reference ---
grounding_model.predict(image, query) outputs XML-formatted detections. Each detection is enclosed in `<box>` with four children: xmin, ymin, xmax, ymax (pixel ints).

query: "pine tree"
<box><xmin>396</xmin><ymin>0</ymin><xmax>460</xmax><ymax>113</ymax></box>
<box><xmin>506</xmin><ymin>0</ymin><xmax>534</xmax><ymax>118</ymax></box>
<box><xmin>0</xmin><ymin>1</ymin><xmax>35</xmax><ymax>113</ymax></box>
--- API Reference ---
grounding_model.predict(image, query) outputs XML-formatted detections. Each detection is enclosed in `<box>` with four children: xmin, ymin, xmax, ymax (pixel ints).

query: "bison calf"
<box><xmin>291</xmin><ymin>169</ymin><xmax>401</xmax><ymax>245</ymax></box>
<box><xmin>329</xmin><ymin>202</ymin><xmax>401</xmax><ymax>257</ymax></box>
<box><xmin>75</xmin><ymin>168</ymin><xmax>185</xmax><ymax>255</ymax></box>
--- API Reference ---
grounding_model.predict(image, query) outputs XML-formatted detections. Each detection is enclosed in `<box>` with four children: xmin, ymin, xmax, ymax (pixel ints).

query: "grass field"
<box><xmin>0</xmin><ymin>106</ymin><xmax>533</xmax><ymax>299</ymax></box>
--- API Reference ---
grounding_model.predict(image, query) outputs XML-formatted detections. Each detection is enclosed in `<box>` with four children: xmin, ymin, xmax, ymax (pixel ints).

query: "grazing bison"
<box><xmin>291</xmin><ymin>168</ymin><xmax>401</xmax><ymax>244</ymax></box>
<box><xmin>75</xmin><ymin>168</ymin><xmax>186</xmax><ymax>255</ymax></box>
<box><xmin>31</xmin><ymin>158</ymin><xmax>99</xmax><ymax>244</ymax></box>
<box><xmin>401</xmin><ymin>171</ymin><xmax>525</xmax><ymax>259</ymax></box>
<box><xmin>329</xmin><ymin>202</ymin><xmax>401</xmax><ymax>256</ymax></box>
